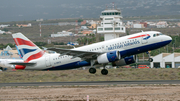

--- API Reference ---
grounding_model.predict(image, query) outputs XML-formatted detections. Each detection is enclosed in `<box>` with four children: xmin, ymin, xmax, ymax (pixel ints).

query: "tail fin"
<box><xmin>12</xmin><ymin>33</ymin><xmax>45</xmax><ymax>62</ymax></box>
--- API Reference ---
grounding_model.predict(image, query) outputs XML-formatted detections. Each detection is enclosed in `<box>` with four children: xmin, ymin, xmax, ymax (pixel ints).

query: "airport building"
<box><xmin>150</xmin><ymin>53</ymin><xmax>180</xmax><ymax>68</ymax></box>
<box><xmin>97</xmin><ymin>8</ymin><xmax>126</xmax><ymax>41</ymax></box>
<box><xmin>51</xmin><ymin>31</ymin><xmax>74</xmax><ymax>37</ymax></box>
<box><xmin>0</xmin><ymin>45</ymin><xmax>19</xmax><ymax>59</ymax></box>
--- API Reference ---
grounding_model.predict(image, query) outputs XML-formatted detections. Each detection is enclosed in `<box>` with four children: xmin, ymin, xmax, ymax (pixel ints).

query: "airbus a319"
<box><xmin>10</xmin><ymin>31</ymin><xmax>172</xmax><ymax>75</ymax></box>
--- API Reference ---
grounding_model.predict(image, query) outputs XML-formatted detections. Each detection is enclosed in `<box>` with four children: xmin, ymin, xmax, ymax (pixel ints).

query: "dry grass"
<box><xmin>1</xmin><ymin>68</ymin><xmax>180</xmax><ymax>83</ymax></box>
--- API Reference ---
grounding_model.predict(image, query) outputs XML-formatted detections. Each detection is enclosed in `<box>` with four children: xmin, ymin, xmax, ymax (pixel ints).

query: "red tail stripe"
<box><xmin>25</xmin><ymin>51</ymin><xmax>44</xmax><ymax>62</ymax></box>
<box><xmin>128</xmin><ymin>34</ymin><xmax>150</xmax><ymax>39</ymax></box>
<box><xmin>14</xmin><ymin>38</ymin><xmax>36</xmax><ymax>46</ymax></box>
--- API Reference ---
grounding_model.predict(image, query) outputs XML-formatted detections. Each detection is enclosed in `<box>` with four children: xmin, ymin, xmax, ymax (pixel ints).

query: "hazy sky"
<box><xmin>0</xmin><ymin>0</ymin><xmax>180</xmax><ymax>22</ymax></box>
<box><xmin>0</xmin><ymin>0</ymin><xmax>109</xmax><ymax>22</ymax></box>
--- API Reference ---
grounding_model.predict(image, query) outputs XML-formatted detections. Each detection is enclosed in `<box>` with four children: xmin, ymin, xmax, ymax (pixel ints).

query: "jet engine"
<box><xmin>112</xmin><ymin>55</ymin><xmax>136</xmax><ymax>66</ymax></box>
<box><xmin>97</xmin><ymin>51</ymin><xmax>121</xmax><ymax>64</ymax></box>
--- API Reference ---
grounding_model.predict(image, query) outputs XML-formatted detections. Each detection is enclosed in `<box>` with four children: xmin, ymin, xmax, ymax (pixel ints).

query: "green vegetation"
<box><xmin>77</xmin><ymin>34</ymin><xmax>104</xmax><ymax>45</ymax></box>
<box><xmin>0</xmin><ymin>43</ymin><xmax>15</xmax><ymax>49</ymax></box>
<box><xmin>1</xmin><ymin>68</ymin><xmax>180</xmax><ymax>83</ymax></box>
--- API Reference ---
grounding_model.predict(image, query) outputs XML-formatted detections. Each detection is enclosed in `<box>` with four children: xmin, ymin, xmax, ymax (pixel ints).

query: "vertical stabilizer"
<box><xmin>12</xmin><ymin>33</ymin><xmax>45</xmax><ymax>62</ymax></box>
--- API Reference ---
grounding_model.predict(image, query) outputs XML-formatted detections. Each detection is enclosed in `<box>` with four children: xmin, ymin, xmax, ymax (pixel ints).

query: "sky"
<box><xmin>0</xmin><ymin>0</ymin><xmax>180</xmax><ymax>22</ymax></box>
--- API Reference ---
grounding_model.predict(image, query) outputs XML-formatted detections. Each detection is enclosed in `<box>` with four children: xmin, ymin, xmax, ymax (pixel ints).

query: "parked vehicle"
<box><xmin>138</xmin><ymin>65</ymin><xmax>149</xmax><ymax>69</ymax></box>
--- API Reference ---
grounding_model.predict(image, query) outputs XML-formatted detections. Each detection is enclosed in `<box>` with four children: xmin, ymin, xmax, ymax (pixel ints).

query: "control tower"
<box><xmin>97</xmin><ymin>8</ymin><xmax>126</xmax><ymax>41</ymax></box>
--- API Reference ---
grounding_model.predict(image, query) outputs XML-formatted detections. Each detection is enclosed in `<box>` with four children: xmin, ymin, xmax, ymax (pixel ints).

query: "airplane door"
<box><xmin>141</xmin><ymin>36</ymin><xmax>148</xmax><ymax>44</ymax></box>
<box><xmin>45</xmin><ymin>56</ymin><xmax>51</xmax><ymax>67</ymax></box>
<box><xmin>102</xmin><ymin>45</ymin><xmax>105</xmax><ymax>52</ymax></box>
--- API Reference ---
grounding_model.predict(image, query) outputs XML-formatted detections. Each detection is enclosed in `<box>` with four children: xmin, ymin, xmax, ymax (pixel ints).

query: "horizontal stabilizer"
<box><xmin>10</xmin><ymin>62</ymin><xmax>36</xmax><ymax>66</ymax></box>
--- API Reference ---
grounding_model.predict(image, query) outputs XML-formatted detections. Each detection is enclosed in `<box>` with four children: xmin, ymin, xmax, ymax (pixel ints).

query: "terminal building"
<box><xmin>97</xmin><ymin>8</ymin><xmax>126</xmax><ymax>41</ymax></box>
<box><xmin>151</xmin><ymin>53</ymin><xmax>180</xmax><ymax>68</ymax></box>
<box><xmin>0</xmin><ymin>45</ymin><xmax>19</xmax><ymax>59</ymax></box>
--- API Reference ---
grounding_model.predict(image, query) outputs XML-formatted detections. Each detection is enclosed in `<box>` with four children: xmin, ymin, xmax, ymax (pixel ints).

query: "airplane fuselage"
<box><xmin>24</xmin><ymin>31</ymin><xmax>171</xmax><ymax>70</ymax></box>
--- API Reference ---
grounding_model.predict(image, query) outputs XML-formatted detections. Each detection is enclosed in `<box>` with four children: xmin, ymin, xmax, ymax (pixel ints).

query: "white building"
<box><xmin>0</xmin><ymin>30</ymin><xmax>5</xmax><ymax>34</ymax></box>
<box><xmin>156</xmin><ymin>21</ymin><xmax>168</xmax><ymax>28</ymax></box>
<box><xmin>51</xmin><ymin>31</ymin><xmax>73</xmax><ymax>37</ymax></box>
<box><xmin>133</xmin><ymin>24</ymin><xmax>144</xmax><ymax>28</ymax></box>
<box><xmin>151</xmin><ymin>53</ymin><xmax>180</xmax><ymax>68</ymax></box>
<box><xmin>81</xmin><ymin>26</ymin><xmax>88</xmax><ymax>30</ymax></box>
<box><xmin>126</xmin><ymin>21</ymin><xmax>134</xmax><ymax>28</ymax></box>
<box><xmin>0</xmin><ymin>24</ymin><xmax>9</xmax><ymax>28</ymax></box>
<box><xmin>147</xmin><ymin>22</ymin><xmax>157</xmax><ymax>28</ymax></box>
<box><xmin>97</xmin><ymin>9</ymin><xmax>126</xmax><ymax>41</ymax></box>
<box><xmin>36</xmin><ymin>19</ymin><xmax>43</xmax><ymax>22</ymax></box>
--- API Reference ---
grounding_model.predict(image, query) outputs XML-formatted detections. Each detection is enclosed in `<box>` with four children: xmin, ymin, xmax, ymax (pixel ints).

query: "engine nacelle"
<box><xmin>15</xmin><ymin>65</ymin><xmax>26</xmax><ymax>70</ymax></box>
<box><xmin>112</xmin><ymin>55</ymin><xmax>136</xmax><ymax>66</ymax></box>
<box><xmin>97</xmin><ymin>51</ymin><xmax>121</xmax><ymax>64</ymax></box>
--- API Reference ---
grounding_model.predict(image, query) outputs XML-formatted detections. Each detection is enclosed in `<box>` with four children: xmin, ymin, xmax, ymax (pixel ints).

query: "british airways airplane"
<box><xmin>11</xmin><ymin>31</ymin><xmax>172</xmax><ymax>75</ymax></box>
<box><xmin>0</xmin><ymin>45</ymin><xmax>23</xmax><ymax>70</ymax></box>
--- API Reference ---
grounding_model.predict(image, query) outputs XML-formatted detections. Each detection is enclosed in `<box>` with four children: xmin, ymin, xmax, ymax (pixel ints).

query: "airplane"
<box><xmin>10</xmin><ymin>31</ymin><xmax>172</xmax><ymax>75</ymax></box>
<box><xmin>0</xmin><ymin>58</ymin><xmax>23</xmax><ymax>70</ymax></box>
<box><xmin>0</xmin><ymin>45</ymin><xmax>23</xmax><ymax>70</ymax></box>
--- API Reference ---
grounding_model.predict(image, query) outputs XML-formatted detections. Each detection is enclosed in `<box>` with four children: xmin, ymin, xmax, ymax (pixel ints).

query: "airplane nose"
<box><xmin>165</xmin><ymin>35</ymin><xmax>172</xmax><ymax>44</ymax></box>
<box><xmin>167</xmin><ymin>35</ymin><xmax>172</xmax><ymax>40</ymax></box>
<box><xmin>167</xmin><ymin>36</ymin><xmax>172</xmax><ymax>42</ymax></box>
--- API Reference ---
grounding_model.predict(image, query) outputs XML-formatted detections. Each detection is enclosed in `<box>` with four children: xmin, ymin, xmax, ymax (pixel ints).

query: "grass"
<box><xmin>1</xmin><ymin>68</ymin><xmax>180</xmax><ymax>83</ymax></box>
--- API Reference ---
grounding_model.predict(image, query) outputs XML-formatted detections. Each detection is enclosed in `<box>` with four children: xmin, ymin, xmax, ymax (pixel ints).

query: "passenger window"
<box><xmin>153</xmin><ymin>34</ymin><xmax>156</xmax><ymax>37</ymax></box>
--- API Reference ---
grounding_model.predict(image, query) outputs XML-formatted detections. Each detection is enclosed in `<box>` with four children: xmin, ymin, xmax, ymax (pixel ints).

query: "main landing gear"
<box><xmin>146</xmin><ymin>51</ymin><xmax>153</xmax><ymax>62</ymax></box>
<box><xmin>89</xmin><ymin>67</ymin><xmax>96</xmax><ymax>74</ymax></box>
<box><xmin>89</xmin><ymin>67</ymin><xmax>108</xmax><ymax>75</ymax></box>
<box><xmin>101</xmin><ymin>69</ymin><xmax>108</xmax><ymax>75</ymax></box>
<box><xmin>89</xmin><ymin>61</ymin><xmax>108</xmax><ymax>75</ymax></box>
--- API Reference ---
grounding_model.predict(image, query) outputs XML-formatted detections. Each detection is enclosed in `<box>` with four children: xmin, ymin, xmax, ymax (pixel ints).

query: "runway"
<box><xmin>1</xmin><ymin>80</ymin><xmax>180</xmax><ymax>87</ymax></box>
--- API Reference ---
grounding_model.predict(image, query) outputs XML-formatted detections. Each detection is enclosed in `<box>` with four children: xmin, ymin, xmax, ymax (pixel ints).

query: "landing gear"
<box><xmin>0</xmin><ymin>67</ymin><xmax>3</xmax><ymax>71</ymax></box>
<box><xmin>101</xmin><ymin>69</ymin><xmax>108</xmax><ymax>75</ymax></box>
<box><xmin>89</xmin><ymin>60</ymin><xmax>109</xmax><ymax>75</ymax></box>
<box><xmin>146</xmin><ymin>51</ymin><xmax>153</xmax><ymax>62</ymax></box>
<box><xmin>148</xmin><ymin>58</ymin><xmax>153</xmax><ymax>62</ymax></box>
<box><xmin>89</xmin><ymin>68</ymin><xmax>96</xmax><ymax>74</ymax></box>
<box><xmin>101</xmin><ymin>64</ymin><xmax>108</xmax><ymax>75</ymax></box>
<box><xmin>89</xmin><ymin>60</ymin><xmax>97</xmax><ymax>74</ymax></box>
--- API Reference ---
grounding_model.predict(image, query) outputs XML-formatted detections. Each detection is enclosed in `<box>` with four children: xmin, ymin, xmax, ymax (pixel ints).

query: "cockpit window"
<box><xmin>153</xmin><ymin>33</ymin><xmax>163</xmax><ymax>37</ymax></box>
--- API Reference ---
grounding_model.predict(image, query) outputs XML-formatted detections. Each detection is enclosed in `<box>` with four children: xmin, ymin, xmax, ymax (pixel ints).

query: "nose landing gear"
<box><xmin>146</xmin><ymin>51</ymin><xmax>153</xmax><ymax>62</ymax></box>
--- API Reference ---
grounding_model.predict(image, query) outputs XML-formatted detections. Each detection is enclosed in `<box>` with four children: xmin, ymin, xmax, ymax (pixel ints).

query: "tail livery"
<box><xmin>12</xmin><ymin>33</ymin><xmax>45</xmax><ymax>62</ymax></box>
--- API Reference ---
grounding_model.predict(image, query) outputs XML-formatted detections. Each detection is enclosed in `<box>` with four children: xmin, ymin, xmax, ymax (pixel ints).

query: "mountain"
<box><xmin>0</xmin><ymin>0</ymin><xmax>180</xmax><ymax>22</ymax></box>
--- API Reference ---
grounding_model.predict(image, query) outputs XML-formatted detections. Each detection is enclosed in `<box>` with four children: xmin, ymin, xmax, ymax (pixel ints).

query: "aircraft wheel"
<box><xmin>101</xmin><ymin>69</ymin><xmax>108</xmax><ymax>75</ymax></box>
<box><xmin>148</xmin><ymin>58</ymin><xmax>153</xmax><ymax>62</ymax></box>
<box><xmin>89</xmin><ymin>68</ymin><xmax>96</xmax><ymax>74</ymax></box>
<box><xmin>0</xmin><ymin>67</ymin><xmax>3</xmax><ymax>71</ymax></box>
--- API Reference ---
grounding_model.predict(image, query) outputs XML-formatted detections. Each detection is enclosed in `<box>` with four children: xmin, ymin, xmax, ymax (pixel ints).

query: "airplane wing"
<box><xmin>9</xmin><ymin>62</ymin><xmax>36</xmax><ymax>66</ymax></box>
<box><xmin>48</xmin><ymin>48</ymin><xmax>104</xmax><ymax>60</ymax></box>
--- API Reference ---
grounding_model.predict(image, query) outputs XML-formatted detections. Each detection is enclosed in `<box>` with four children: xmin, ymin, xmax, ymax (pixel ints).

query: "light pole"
<box><xmin>173</xmin><ymin>43</ymin><xmax>175</xmax><ymax>53</ymax></box>
<box><xmin>175</xmin><ymin>37</ymin><xmax>177</xmax><ymax>49</ymax></box>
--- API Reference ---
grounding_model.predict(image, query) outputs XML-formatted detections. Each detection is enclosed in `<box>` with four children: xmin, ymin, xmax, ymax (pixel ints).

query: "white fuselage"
<box><xmin>22</xmin><ymin>31</ymin><xmax>172</xmax><ymax>70</ymax></box>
